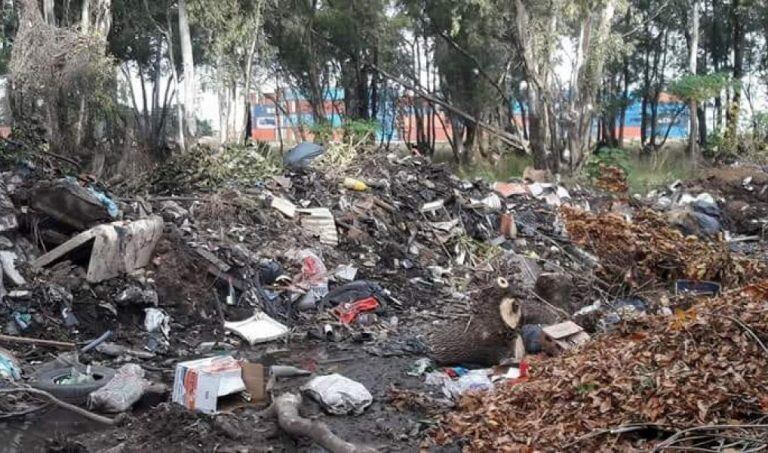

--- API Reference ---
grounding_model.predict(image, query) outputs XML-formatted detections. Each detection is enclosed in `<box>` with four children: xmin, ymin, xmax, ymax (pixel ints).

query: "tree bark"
<box><xmin>688</xmin><ymin>0</ymin><xmax>700</xmax><ymax>159</ymax></box>
<box><xmin>179</xmin><ymin>0</ymin><xmax>196</xmax><ymax>141</ymax></box>
<box><xmin>43</xmin><ymin>0</ymin><xmax>55</xmax><ymax>25</ymax></box>
<box><xmin>272</xmin><ymin>393</ymin><xmax>374</xmax><ymax>453</ymax></box>
<box><xmin>726</xmin><ymin>0</ymin><xmax>743</xmax><ymax>141</ymax></box>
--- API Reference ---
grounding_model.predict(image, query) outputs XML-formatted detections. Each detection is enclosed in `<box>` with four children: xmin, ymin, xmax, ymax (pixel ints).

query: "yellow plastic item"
<box><xmin>343</xmin><ymin>178</ymin><xmax>368</xmax><ymax>191</ymax></box>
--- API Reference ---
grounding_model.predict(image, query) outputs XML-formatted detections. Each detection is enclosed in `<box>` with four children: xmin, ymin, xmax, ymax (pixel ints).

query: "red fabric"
<box><xmin>333</xmin><ymin>297</ymin><xmax>380</xmax><ymax>324</ymax></box>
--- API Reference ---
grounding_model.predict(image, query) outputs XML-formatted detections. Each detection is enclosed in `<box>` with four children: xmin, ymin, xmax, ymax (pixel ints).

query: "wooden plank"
<box><xmin>542</xmin><ymin>321</ymin><xmax>584</xmax><ymax>340</ymax></box>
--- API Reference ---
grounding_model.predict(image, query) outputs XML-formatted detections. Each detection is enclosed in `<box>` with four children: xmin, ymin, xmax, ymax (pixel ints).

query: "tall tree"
<box><xmin>688</xmin><ymin>0</ymin><xmax>700</xmax><ymax>158</ymax></box>
<box><xmin>190</xmin><ymin>0</ymin><xmax>267</xmax><ymax>145</ymax></box>
<box><xmin>178</xmin><ymin>0</ymin><xmax>196</xmax><ymax>141</ymax></box>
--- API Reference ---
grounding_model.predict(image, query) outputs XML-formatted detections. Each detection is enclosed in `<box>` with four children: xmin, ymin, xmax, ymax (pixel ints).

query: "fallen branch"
<box><xmin>0</xmin><ymin>334</ymin><xmax>76</xmax><ymax>349</ymax></box>
<box><xmin>272</xmin><ymin>393</ymin><xmax>375</xmax><ymax>453</ymax></box>
<box><xmin>0</xmin><ymin>387</ymin><xmax>115</xmax><ymax>426</ymax></box>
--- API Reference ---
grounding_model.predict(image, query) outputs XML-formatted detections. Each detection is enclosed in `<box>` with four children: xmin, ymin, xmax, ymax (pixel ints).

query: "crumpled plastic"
<box><xmin>302</xmin><ymin>373</ymin><xmax>372</xmax><ymax>415</ymax></box>
<box><xmin>441</xmin><ymin>370</ymin><xmax>493</xmax><ymax>400</ymax></box>
<box><xmin>0</xmin><ymin>347</ymin><xmax>20</xmax><ymax>381</ymax></box>
<box><xmin>88</xmin><ymin>364</ymin><xmax>148</xmax><ymax>413</ymax></box>
<box><xmin>144</xmin><ymin>308</ymin><xmax>170</xmax><ymax>338</ymax></box>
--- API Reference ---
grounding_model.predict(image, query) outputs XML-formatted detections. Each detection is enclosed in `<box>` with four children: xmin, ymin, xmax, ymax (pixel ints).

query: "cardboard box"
<box><xmin>172</xmin><ymin>356</ymin><xmax>246</xmax><ymax>414</ymax></box>
<box><xmin>541</xmin><ymin>321</ymin><xmax>591</xmax><ymax>356</ymax></box>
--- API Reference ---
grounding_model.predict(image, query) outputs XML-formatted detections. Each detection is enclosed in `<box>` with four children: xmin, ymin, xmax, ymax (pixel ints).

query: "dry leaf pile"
<box><xmin>434</xmin><ymin>281</ymin><xmax>768</xmax><ymax>451</ymax></box>
<box><xmin>595</xmin><ymin>164</ymin><xmax>629</xmax><ymax>193</ymax></box>
<box><xmin>561</xmin><ymin>206</ymin><xmax>757</xmax><ymax>287</ymax></box>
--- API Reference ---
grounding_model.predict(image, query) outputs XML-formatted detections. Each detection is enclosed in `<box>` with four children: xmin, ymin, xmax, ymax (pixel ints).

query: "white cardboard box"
<box><xmin>172</xmin><ymin>355</ymin><xmax>246</xmax><ymax>414</ymax></box>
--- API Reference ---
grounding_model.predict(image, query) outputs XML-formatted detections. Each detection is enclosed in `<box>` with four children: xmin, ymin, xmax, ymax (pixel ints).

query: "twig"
<box><xmin>0</xmin><ymin>387</ymin><xmax>115</xmax><ymax>426</ymax></box>
<box><xmin>0</xmin><ymin>334</ymin><xmax>76</xmax><ymax>349</ymax></box>
<box><xmin>723</xmin><ymin>316</ymin><xmax>768</xmax><ymax>358</ymax></box>
<box><xmin>526</xmin><ymin>288</ymin><xmax>571</xmax><ymax>320</ymax></box>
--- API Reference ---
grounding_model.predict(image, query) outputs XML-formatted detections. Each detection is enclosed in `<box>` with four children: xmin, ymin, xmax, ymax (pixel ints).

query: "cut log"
<box><xmin>273</xmin><ymin>393</ymin><xmax>375</xmax><ymax>453</ymax></box>
<box><xmin>427</xmin><ymin>284</ymin><xmax>518</xmax><ymax>366</ymax></box>
<box><xmin>499</xmin><ymin>298</ymin><xmax>522</xmax><ymax>329</ymax></box>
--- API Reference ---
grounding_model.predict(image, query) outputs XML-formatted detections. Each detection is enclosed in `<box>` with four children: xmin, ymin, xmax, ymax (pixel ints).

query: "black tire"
<box><xmin>30</xmin><ymin>365</ymin><xmax>116</xmax><ymax>405</ymax></box>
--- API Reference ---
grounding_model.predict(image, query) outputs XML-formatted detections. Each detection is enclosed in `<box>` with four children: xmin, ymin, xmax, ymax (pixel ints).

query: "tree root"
<box><xmin>271</xmin><ymin>393</ymin><xmax>375</xmax><ymax>453</ymax></box>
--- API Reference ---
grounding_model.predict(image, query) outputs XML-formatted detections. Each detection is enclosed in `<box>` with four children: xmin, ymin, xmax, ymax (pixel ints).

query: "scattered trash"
<box><xmin>442</xmin><ymin>369</ymin><xmax>493</xmax><ymax>400</ymax></box>
<box><xmin>283</xmin><ymin>142</ymin><xmax>325</xmax><ymax>169</ymax></box>
<box><xmin>32</xmin><ymin>217</ymin><xmax>164</xmax><ymax>283</ymax></box>
<box><xmin>675</xmin><ymin>279</ymin><xmax>721</xmax><ymax>297</ymax></box>
<box><xmin>320</xmin><ymin>280</ymin><xmax>387</xmax><ymax>308</ymax></box>
<box><xmin>31</xmin><ymin>365</ymin><xmax>117</xmax><ymax>404</ymax></box>
<box><xmin>271</xmin><ymin>365</ymin><xmax>312</xmax><ymax>378</ymax></box>
<box><xmin>0</xmin><ymin>251</ymin><xmax>26</xmax><ymax>286</ymax></box>
<box><xmin>224</xmin><ymin>312</ymin><xmax>289</xmax><ymax>345</ymax></box>
<box><xmin>96</xmin><ymin>342</ymin><xmax>155</xmax><ymax>360</ymax></box>
<box><xmin>541</xmin><ymin>321</ymin><xmax>590</xmax><ymax>356</ymax></box>
<box><xmin>521</xmin><ymin>324</ymin><xmax>543</xmax><ymax>354</ymax></box>
<box><xmin>0</xmin><ymin>347</ymin><xmax>20</xmax><ymax>381</ymax></box>
<box><xmin>302</xmin><ymin>374</ymin><xmax>372</xmax><ymax>415</ymax></box>
<box><xmin>116</xmin><ymin>286</ymin><xmax>159</xmax><ymax>306</ymax></box>
<box><xmin>172</xmin><ymin>356</ymin><xmax>246</xmax><ymax>414</ymax></box>
<box><xmin>88</xmin><ymin>364</ymin><xmax>149</xmax><ymax>413</ymax></box>
<box><xmin>406</xmin><ymin>358</ymin><xmax>433</xmax><ymax>377</ymax></box>
<box><xmin>333</xmin><ymin>264</ymin><xmax>358</xmax><ymax>282</ymax></box>
<box><xmin>420</xmin><ymin>199</ymin><xmax>446</xmax><ymax>213</ymax></box>
<box><xmin>499</xmin><ymin>213</ymin><xmax>517</xmax><ymax>238</ymax></box>
<box><xmin>270</xmin><ymin>196</ymin><xmax>297</xmax><ymax>218</ymax></box>
<box><xmin>30</xmin><ymin>179</ymin><xmax>112</xmax><ymax>230</ymax></box>
<box><xmin>493</xmin><ymin>182</ymin><xmax>528</xmax><ymax>198</ymax></box>
<box><xmin>144</xmin><ymin>308</ymin><xmax>170</xmax><ymax>338</ymax></box>
<box><xmin>297</xmin><ymin>208</ymin><xmax>338</xmax><ymax>246</ymax></box>
<box><xmin>333</xmin><ymin>297</ymin><xmax>380</xmax><ymax>325</ymax></box>
<box><xmin>86</xmin><ymin>185</ymin><xmax>120</xmax><ymax>218</ymax></box>
<box><xmin>343</xmin><ymin>177</ymin><xmax>368</xmax><ymax>191</ymax></box>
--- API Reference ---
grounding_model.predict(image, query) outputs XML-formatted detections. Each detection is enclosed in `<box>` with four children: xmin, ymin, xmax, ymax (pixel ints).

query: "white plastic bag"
<box><xmin>302</xmin><ymin>374</ymin><xmax>372</xmax><ymax>415</ymax></box>
<box><xmin>88</xmin><ymin>364</ymin><xmax>148</xmax><ymax>413</ymax></box>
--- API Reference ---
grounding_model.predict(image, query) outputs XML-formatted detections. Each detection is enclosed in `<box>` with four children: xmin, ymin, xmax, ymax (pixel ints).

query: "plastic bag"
<box><xmin>442</xmin><ymin>370</ymin><xmax>493</xmax><ymax>400</ymax></box>
<box><xmin>302</xmin><ymin>374</ymin><xmax>372</xmax><ymax>415</ymax></box>
<box><xmin>88</xmin><ymin>364</ymin><xmax>148</xmax><ymax>413</ymax></box>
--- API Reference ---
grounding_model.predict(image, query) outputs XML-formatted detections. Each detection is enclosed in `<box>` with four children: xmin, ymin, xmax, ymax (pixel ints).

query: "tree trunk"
<box><xmin>569</xmin><ymin>0</ymin><xmax>617</xmax><ymax>169</ymax></box>
<box><xmin>427</xmin><ymin>283</ymin><xmax>522</xmax><ymax>366</ymax></box>
<box><xmin>43</xmin><ymin>0</ymin><xmax>55</xmax><ymax>25</ymax></box>
<box><xmin>688</xmin><ymin>0</ymin><xmax>700</xmax><ymax>159</ymax></box>
<box><xmin>179</xmin><ymin>0</ymin><xmax>196</xmax><ymax>141</ymax></box>
<box><xmin>726</xmin><ymin>0</ymin><xmax>742</xmax><ymax>142</ymax></box>
<box><xmin>80</xmin><ymin>0</ymin><xmax>90</xmax><ymax>32</ymax></box>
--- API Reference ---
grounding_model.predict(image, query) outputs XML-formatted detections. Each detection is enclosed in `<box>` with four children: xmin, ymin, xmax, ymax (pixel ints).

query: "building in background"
<box><xmin>249</xmin><ymin>89</ymin><xmax>690</xmax><ymax>146</ymax></box>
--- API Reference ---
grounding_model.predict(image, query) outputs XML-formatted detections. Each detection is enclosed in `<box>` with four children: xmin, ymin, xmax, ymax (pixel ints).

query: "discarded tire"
<box><xmin>30</xmin><ymin>366</ymin><xmax>116</xmax><ymax>405</ymax></box>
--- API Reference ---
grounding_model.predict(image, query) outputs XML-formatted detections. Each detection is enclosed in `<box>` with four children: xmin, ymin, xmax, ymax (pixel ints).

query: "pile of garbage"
<box><xmin>4</xmin><ymin>137</ymin><xmax>768</xmax><ymax>451</ymax></box>
<box><xmin>435</xmin><ymin>280</ymin><xmax>768</xmax><ymax>450</ymax></box>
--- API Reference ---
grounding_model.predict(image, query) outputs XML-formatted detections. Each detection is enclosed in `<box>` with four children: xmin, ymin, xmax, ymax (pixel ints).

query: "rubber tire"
<box><xmin>30</xmin><ymin>365</ymin><xmax>116</xmax><ymax>405</ymax></box>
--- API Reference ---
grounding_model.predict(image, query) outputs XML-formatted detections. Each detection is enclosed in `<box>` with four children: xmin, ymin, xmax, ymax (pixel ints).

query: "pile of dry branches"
<box><xmin>433</xmin><ymin>280</ymin><xmax>768</xmax><ymax>450</ymax></box>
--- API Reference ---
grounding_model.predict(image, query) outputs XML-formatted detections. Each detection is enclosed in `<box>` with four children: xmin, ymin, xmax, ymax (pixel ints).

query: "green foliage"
<box><xmin>196</xmin><ymin>119</ymin><xmax>214</xmax><ymax>137</ymax></box>
<box><xmin>151</xmin><ymin>142</ymin><xmax>281</xmax><ymax>193</ymax></box>
<box><xmin>188</xmin><ymin>0</ymin><xmax>265</xmax><ymax>84</ymax></box>
<box><xmin>667</xmin><ymin>73</ymin><xmax>732</xmax><ymax>103</ymax></box>
<box><xmin>342</xmin><ymin>119</ymin><xmax>378</xmax><ymax>143</ymax></box>
<box><xmin>585</xmin><ymin>147</ymin><xmax>631</xmax><ymax>179</ymax></box>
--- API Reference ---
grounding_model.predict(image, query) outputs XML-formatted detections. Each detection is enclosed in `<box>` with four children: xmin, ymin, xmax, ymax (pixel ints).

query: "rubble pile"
<box><xmin>436</xmin><ymin>280</ymin><xmax>768</xmax><ymax>450</ymax></box>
